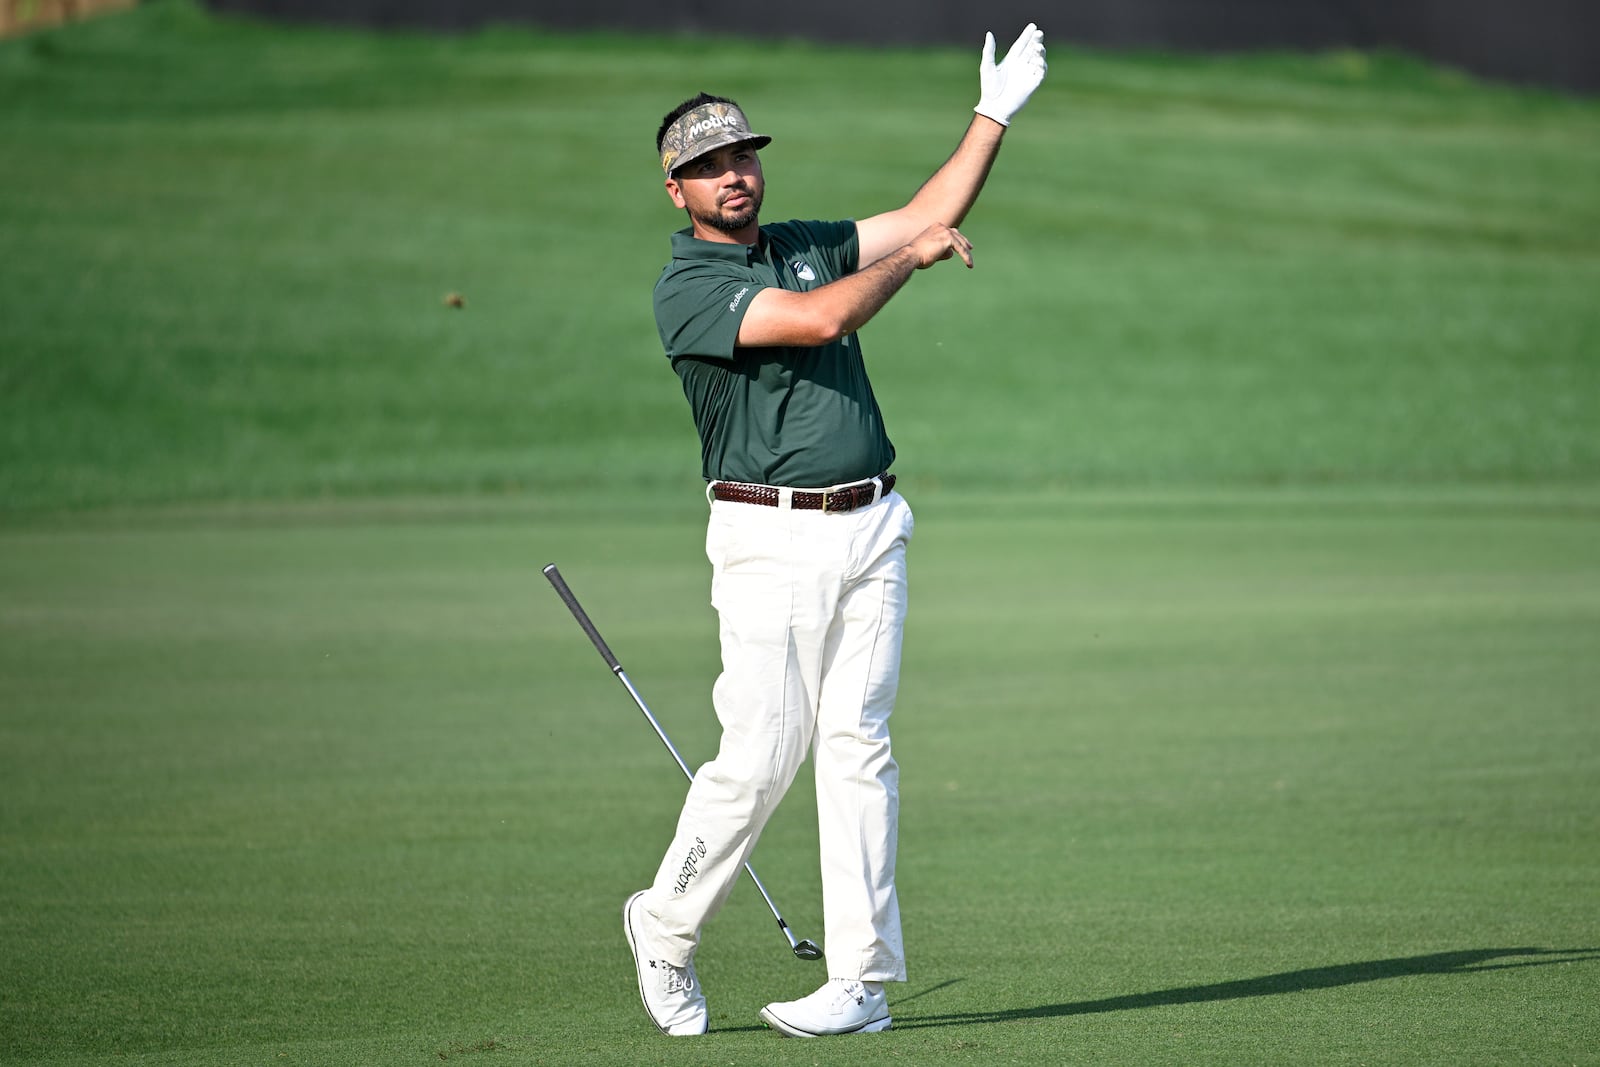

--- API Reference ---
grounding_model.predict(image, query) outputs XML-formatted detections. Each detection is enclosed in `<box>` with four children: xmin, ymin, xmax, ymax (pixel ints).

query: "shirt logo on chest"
<box><xmin>792</xmin><ymin>259</ymin><xmax>817</xmax><ymax>282</ymax></box>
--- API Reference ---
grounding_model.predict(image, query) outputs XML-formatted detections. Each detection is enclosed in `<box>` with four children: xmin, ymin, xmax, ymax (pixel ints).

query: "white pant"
<box><xmin>637</xmin><ymin>489</ymin><xmax>914</xmax><ymax>983</ymax></box>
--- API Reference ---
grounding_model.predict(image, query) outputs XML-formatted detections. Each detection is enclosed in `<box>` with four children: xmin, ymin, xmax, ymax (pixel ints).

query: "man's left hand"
<box><xmin>975</xmin><ymin>23</ymin><xmax>1048</xmax><ymax>126</ymax></box>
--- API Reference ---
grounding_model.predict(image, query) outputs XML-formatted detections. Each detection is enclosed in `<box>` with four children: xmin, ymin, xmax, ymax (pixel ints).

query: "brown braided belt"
<box><xmin>710</xmin><ymin>473</ymin><xmax>896</xmax><ymax>513</ymax></box>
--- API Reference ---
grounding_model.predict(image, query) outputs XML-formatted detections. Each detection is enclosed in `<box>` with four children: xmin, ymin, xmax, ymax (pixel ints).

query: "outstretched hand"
<box><xmin>975</xmin><ymin>23</ymin><xmax>1048</xmax><ymax>126</ymax></box>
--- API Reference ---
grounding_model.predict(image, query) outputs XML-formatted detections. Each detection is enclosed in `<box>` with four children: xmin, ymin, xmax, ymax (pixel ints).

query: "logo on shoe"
<box><xmin>672</xmin><ymin>837</ymin><xmax>709</xmax><ymax>895</ymax></box>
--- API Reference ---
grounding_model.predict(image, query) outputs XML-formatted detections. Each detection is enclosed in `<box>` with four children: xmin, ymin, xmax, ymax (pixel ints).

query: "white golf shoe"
<box><xmin>760</xmin><ymin>978</ymin><xmax>892</xmax><ymax>1037</ymax></box>
<box><xmin>622</xmin><ymin>891</ymin><xmax>707</xmax><ymax>1036</ymax></box>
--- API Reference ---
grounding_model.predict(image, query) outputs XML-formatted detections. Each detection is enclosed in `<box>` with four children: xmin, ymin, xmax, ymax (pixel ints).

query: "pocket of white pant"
<box><xmin>705</xmin><ymin>503</ymin><xmax>761</xmax><ymax>572</ymax></box>
<box><xmin>705</xmin><ymin>505</ymin><xmax>733</xmax><ymax>568</ymax></box>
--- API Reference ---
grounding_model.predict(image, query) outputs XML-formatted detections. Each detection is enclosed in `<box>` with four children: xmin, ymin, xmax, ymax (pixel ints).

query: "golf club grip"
<box><xmin>542</xmin><ymin>564</ymin><xmax>622</xmax><ymax>673</ymax></box>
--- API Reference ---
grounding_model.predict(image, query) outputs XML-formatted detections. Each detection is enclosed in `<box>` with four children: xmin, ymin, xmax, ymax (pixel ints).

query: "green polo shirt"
<box><xmin>653</xmin><ymin>219</ymin><xmax>896</xmax><ymax>488</ymax></box>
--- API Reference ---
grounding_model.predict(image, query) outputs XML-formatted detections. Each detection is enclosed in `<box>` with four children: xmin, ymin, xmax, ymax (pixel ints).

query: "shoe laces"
<box><xmin>828</xmin><ymin>978</ymin><xmax>866</xmax><ymax>1007</ymax></box>
<box><xmin>654</xmin><ymin>959</ymin><xmax>697</xmax><ymax>996</ymax></box>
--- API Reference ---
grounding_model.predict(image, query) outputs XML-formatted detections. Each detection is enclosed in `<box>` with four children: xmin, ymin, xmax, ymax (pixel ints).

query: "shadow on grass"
<box><xmin>895</xmin><ymin>947</ymin><xmax>1600</xmax><ymax>1030</ymax></box>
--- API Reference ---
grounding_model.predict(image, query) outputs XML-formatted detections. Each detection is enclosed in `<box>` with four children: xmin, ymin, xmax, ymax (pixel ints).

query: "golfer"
<box><xmin>624</xmin><ymin>23</ymin><xmax>1048</xmax><ymax>1038</ymax></box>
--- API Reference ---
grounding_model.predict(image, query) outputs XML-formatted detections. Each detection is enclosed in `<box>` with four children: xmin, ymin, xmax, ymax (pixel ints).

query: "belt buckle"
<box><xmin>820</xmin><ymin>490</ymin><xmax>831</xmax><ymax>513</ymax></box>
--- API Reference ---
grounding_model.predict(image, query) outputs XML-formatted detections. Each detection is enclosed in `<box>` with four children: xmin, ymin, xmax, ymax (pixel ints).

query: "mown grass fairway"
<box><xmin>3</xmin><ymin>489</ymin><xmax>1598</xmax><ymax>1065</ymax></box>
<box><xmin>2</xmin><ymin>2</ymin><xmax>1599</xmax><ymax>1064</ymax></box>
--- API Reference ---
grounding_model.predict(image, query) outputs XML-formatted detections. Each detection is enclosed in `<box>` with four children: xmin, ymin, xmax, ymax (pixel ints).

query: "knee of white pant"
<box><xmin>709</xmin><ymin>675</ymin><xmax>816</xmax><ymax>787</ymax></box>
<box><xmin>817</xmin><ymin>714</ymin><xmax>893</xmax><ymax>746</ymax></box>
<box><xmin>695</xmin><ymin>746</ymin><xmax>805</xmax><ymax>812</ymax></box>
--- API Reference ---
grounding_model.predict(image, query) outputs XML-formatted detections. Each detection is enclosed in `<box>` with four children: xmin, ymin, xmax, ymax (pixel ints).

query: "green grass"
<box><xmin>2</xmin><ymin>488</ymin><xmax>1597</xmax><ymax>1065</ymax></box>
<box><xmin>2</xmin><ymin>2</ymin><xmax>1599</xmax><ymax>512</ymax></box>
<box><xmin>2</xmin><ymin>3</ymin><xmax>1599</xmax><ymax>1064</ymax></box>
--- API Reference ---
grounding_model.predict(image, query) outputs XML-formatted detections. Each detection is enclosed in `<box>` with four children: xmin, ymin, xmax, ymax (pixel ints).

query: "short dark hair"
<box><xmin>657</xmin><ymin>92</ymin><xmax>739</xmax><ymax>154</ymax></box>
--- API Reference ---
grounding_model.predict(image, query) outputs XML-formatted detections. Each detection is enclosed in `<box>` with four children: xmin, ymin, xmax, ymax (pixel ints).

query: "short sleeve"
<box><xmin>654</xmin><ymin>266</ymin><xmax>765</xmax><ymax>361</ymax></box>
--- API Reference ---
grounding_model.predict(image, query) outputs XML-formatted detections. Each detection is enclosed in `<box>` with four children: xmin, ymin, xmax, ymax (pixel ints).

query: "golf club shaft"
<box><xmin>543</xmin><ymin>563</ymin><xmax>813</xmax><ymax>957</ymax></box>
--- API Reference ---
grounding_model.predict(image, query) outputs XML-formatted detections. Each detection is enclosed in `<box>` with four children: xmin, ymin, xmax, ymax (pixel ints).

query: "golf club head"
<box><xmin>793</xmin><ymin>939</ymin><xmax>824</xmax><ymax>961</ymax></box>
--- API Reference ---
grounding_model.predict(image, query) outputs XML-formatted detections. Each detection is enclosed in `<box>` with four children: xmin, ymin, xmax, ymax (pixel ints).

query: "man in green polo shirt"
<box><xmin>622</xmin><ymin>24</ymin><xmax>1049</xmax><ymax>1039</ymax></box>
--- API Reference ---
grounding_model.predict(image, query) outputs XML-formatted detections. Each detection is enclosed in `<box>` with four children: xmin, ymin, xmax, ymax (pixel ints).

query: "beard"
<box><xmin>690</xmin><ymin>186</ymin><xmax>763</xmax><ymax>234</ymax></box>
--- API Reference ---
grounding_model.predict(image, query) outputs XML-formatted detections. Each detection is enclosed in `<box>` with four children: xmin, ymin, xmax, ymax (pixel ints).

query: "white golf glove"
<box><xmin>974</xmin><ymin>23</ymin><xmax>1048</xmax><ymax>126</ymax></box>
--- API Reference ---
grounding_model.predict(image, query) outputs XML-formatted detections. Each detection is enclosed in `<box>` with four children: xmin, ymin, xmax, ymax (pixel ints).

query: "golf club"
<box><xmin>543</xmin><ymin>562</ymin><xmax>824</xmax><ymax>962</ymax></box>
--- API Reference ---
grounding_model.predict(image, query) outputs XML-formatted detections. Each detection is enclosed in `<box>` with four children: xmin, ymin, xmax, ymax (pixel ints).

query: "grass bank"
<box><xmin>2</xmin><ymin>2</ymin><xmax>1597</xmax><ymax>513</ymax></box>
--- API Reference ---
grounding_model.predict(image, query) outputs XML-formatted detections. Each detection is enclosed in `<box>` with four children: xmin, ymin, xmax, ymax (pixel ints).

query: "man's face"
<box><xmin>665</xmin><ymin>143</ymin><xmax>765</xmax><ymax>239</ymax></box>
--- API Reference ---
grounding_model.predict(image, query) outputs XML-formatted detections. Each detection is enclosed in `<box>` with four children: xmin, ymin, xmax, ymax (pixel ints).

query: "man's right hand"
<box><xmin>909</xmin><ymin>223</ymin><xmax>974</xmax><ymax>270</ymax></box>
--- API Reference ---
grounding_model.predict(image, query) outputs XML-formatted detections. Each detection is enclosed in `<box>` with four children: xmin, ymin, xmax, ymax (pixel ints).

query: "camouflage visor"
<box><xmin>659</xmin><ymin>101</ymin><xmax>772</xmax><ymax>174</ymax></box>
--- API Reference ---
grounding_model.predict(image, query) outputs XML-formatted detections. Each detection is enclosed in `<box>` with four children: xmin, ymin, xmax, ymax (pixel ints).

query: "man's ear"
<box><xmin>664</xmin><ymin>177</ymin><xmax>687</xmax><ymax>210</ymax></box>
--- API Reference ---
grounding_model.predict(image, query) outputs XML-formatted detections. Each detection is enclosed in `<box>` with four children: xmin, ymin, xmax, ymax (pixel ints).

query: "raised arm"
<box><xmin>736</xmin><ymin>23</ymin><xmax>1047</xmax><ymax>348</ymax></box>
<box><xmin>855</xmin><ymin>24</ymin><xmax>1047</xmax><ymax>267</ymax></box>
